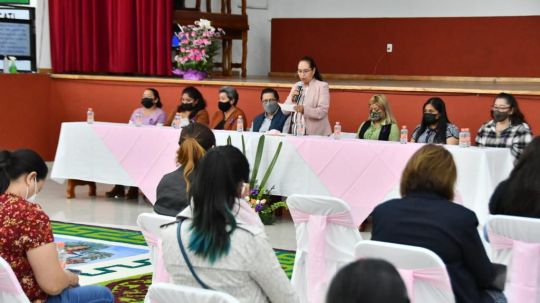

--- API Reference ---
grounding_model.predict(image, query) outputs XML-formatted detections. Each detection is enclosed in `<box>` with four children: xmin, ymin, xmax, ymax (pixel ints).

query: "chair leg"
<box><xmin>241</xmin><ymin>31</ymin><xmax>248</xmax><ymax>78</ymax></box>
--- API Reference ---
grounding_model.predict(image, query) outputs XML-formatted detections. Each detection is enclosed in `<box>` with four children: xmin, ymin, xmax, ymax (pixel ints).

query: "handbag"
<box><xmin>177</xmin><ymin>218</ymin><xmax>213</xmax><ymax>290</ymax></box>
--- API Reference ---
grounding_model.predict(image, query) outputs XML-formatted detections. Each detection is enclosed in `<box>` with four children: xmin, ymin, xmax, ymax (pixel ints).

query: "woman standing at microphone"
<box><xmin>283</xmin><ymin>56</ymin><xmax>331</xmax><ymax>136</ymax></box>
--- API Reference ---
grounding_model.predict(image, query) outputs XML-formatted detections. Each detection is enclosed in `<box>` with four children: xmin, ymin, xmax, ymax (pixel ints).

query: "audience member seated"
<box><xmin>411</xmin><ymin>97</ymin><xmax>459</xmax><ymax>144</ymax></box>
<box><xmin>372</xmin><ymin>144</ymin><xmax>506</xmax><ymax>303</ymax></box>
<box><xmin>0</xmin><ymin>149</ymin><xmax>114</xmax><ymax>303</ymax></box>
<box><xmin>490</xmin><ymin>136</ymin><xmax>540</xmax><ymax>218</ymax></box>
<box><xmin>106</xmin><ymin>88</ymin><xmax>166</xmax><ymax>199</ymax></box>
<box><xmin>251</xmin><ymin>88</ymin><xmax>290</xmax><ymax>133</ymax></box>
<box><xmin>284</xmin><ymin>56</ymin><xmax>331</xmax><ymax>136</ymax></box>
<box><xmin>210</xmin><ymin>86</ymin><xmax>248</xmax><ymax>130</ymax></box>
<box><xmin>165</xmin><ymin>86</ymin><xmax>210</xmax><ymax>127</ymax></box>
<box><xmin>160</xmin><ymin>146</ymin><xmax>297</xmax><ymax>303</ymax></box>
<box><xmin>154</xmin><ymin>122</ymin><xmax>216</xmax><ymax>216</ymax></box>
<box><xmin>476</xmin><ymin>92</ymin><xmax>533</xmax><ymax>159</ymax></box>
<box><xmin>356</xmin><ymin>94</ymin><xmax>399</xmax><ymax>141</ymax></box>
<box><xmin>326</xmin><ymin>258</ymin><xmax>409</xmax><ymax>303</ymax></box>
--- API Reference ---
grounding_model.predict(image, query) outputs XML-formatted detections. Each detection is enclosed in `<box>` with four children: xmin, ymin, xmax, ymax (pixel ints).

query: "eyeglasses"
<box><xmin>492</xmin><ymin>106</ymin><xmax>511</xmax><ymax>111</ymax></box>
<box><xmin>261</xmin><ymin>99</ymin><xmax>277</xmax><ymax>103</ymax></box>
<box><xmin>297</xmin><ymin>69</ymin><xmax>312</xmax><ymax>74</ymax></box>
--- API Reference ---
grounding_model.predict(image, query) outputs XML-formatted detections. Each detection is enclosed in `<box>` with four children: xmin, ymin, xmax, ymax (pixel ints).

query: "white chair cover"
<box><xmin>486</xmin><ymin>215</ymin><xmax>540</xmax><ymax>303</ymax></box>
<box><xmin>355</xmin><ymin>240</ymin><xmax>455</xmax><ymax>303</ymax></box>
<box><xmin>0</xmin><ymin>256</ymin><xmax>31</xmax><ymax>303</ymax></box>
<box><xmin>287</xmin><ymin>194</ymin><xmax>362</xmax><ymax>303</ymax></box>
<box><xmin>147</xmin><ymin>282</ymin><xmax>239</xmax><ymax>303</ymax></box>
<box><xmin>137</xmin><ymin>213</ymin><xmax>177</xmax><ymax>302</ymax></box>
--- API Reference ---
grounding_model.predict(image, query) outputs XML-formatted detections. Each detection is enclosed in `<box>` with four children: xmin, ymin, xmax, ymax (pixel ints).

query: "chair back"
<box><xmin>487</xmin><ymin>215</ymin><xmax>540</xmax><ymax>303</ymax></box>
<box><xmin>0</xmin><ymin>256</ymin><xmax>31</xmax><ymax>303</ymax></box>
<box><xmin>287</xmin><ymin>194</ymin><xmax>362</xmax><ymax>303</ymax></box>
<box><xmin>147</xmin><ymin>282</ymin><xmax>240</xmax><ymax>303</ymax></box>
<box><xmin>355</xmin><ymin>240</ymin><xmax>455</xmax><ymax>303</ymax></box>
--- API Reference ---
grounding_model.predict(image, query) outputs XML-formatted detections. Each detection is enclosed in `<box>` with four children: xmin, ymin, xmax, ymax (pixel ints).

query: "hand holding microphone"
<box><xmin>292</xmin><ymin>82</ymin><xmax>303</xmax><ymax>103</ymax></box>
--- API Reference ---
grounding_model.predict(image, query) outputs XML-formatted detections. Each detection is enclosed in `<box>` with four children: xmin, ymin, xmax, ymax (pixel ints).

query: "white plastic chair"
<box><xmin>137</xmin><ymin>213</ymin><xmax>177</xmax><ymax>302</ymax></box>
<box><xmin>355</xmin><ymin>240</ymin><xmax>455</xmax><ymax>303</ymax></box>
<box><xmin>147</xmin><ymin>282</ymin><xmax>239</xmax><ymax>303</ymax></box>
<box><xmin>287</xmin><ymin>194</ymin><xmax>362</xmax><ymax>303</ymax></box>
<box><xmin>486</xmin><ymin>215</ymin><xmax>540</xmax><ymax>303</ymax></box>
<box><xmin>0</xmin><ymin>256</ymin><xmax>31</xmax><ymax>303</ymax></box>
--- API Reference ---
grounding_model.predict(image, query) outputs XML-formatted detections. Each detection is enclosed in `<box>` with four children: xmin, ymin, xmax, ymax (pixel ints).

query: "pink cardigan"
<box><xmin>284</xmin><ymin>78</ymin><xmax>331</xmax><ymax>136</ymax></box>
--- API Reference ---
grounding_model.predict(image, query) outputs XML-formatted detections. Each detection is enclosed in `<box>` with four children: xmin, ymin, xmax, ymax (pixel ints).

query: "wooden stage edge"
<box><xmin>50</xmin><ymin>73</ymin><xmax>540</xmax><ymax>96</ymax></box>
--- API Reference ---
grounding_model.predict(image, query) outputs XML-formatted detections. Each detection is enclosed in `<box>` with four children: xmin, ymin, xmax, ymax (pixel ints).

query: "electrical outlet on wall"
<box><xmin>387</xmin><ymin>43</ymin><xmax>393</xmax><ymax>53</ymax></box>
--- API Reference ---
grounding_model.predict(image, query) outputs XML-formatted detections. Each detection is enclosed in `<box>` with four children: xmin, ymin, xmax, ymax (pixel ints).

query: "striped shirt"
<box><xmin>475</xmin><ymin>120</ymin><xmax>533</xmax><ymax>158</ymax></box>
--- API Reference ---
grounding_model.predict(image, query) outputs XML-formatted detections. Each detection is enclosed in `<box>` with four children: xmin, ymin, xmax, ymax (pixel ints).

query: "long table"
<box><xmin>51</xmin><ymin>122</ymin><xmax>514</xmax><ymax>225</ymax></box>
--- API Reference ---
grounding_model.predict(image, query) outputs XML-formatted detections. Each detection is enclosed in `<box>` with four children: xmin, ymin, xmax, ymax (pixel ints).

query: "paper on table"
<box><xmin>279</xmin><ymin>103</ymin><xmax>295</xmax><ymax>112</ymax></box>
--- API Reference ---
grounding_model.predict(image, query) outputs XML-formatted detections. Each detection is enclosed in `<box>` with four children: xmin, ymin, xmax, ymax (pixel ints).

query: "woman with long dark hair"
<box><xmin>476</xmin><ymin>92</ymin><xmax>533</xmax><ymax>159</ymax></box>
<box><xmin>161</xmin><ymin>146</ymin><xmax>297</xmax><ymax>303</ymax></box>
<box><xmin>411</xmin><ymin>97</ymin><xmax>459</xmax><ymax>144</ymax></box>
<box><xmin>166</xmin><ymin>86</ymin><xmax>210</xmax><ymax>126</ymax></box>
<box><xmin>0</xmin><ymin>149</ymin><xmax>114</xmax><ymax>303</ymax></box>
<box><xmin>283</xmin><ymin>56</ymin><xmax>331</xmax><ymax>136</ymax></box>
<box><xmin>154</xmin><ymin>122</ymin><xmax>216</xmax><ymax>216</ymax></box>
<box><xmin>490</xmin><ymin>136</ymin><xmax>540</xmax><ymax>217</ymax></box>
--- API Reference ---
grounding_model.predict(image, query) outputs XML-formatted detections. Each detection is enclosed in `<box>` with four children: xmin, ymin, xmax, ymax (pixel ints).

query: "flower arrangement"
<box><xmin>248</xmin><ymin>186</ymin><xmax>288</xmax><ymax>225</ymax></box>
<box><xmin>172</xmin><ymin>19</ymin><xmax>225</xmax><ymax>80</ymax></box>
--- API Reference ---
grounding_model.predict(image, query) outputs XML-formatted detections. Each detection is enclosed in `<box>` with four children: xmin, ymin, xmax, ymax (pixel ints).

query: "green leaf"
<box><xmin>257</xmin><ymin>141</ymin><xmax>283</xmax><ymax>200</ymax></box>
<box><xmin>249</xmin><ymin>135</ymin><xmax>265</xmax><ymax>188</ymax></box>
<box><xmin>241</xmin><ymin>134</ymin><xmax>246</xmax><ymax>155</ymax></box>
<box><xmin>227</xmin><ymin>136</ymin><xmax>232</xmax><ymax>145</ymax></box>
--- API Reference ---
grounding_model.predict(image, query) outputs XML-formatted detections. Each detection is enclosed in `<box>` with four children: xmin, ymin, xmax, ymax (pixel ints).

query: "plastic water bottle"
<box><xmin>172</xmin><ymin>113</ymin><xmax>181</xmax><ymax>129</ymax></box>
<box><xmin>237</xmin><ymin>115</ymin><xmax>244</xmax><ymax>132</ymax></box>
<box><xmin>333</xmin><ymin>122</ymin><xmax>342</xmax><ymax>139</ymax></box>
<box><xmin>465</xmin><ymin>128</ymin><xmax>471</xmax><ymax>147</ymax></box>
<box><xmin>57</xmin><ymin>242</ymin><xmax>67</xmax><ymax>268</ymax></box>
<box><xmin>134</xmin><ymin>112</ymin><xmax>143</xmax><ymax>127</ymax></box>
<box><xmin>296</xmin><ymin>122</ymin><xmax>305</xmax><ymax>136</ymax></box>
<box><xmin>86</xmin><ymin>108</ymin><xmax>94</xmax><ymax>124</ymax></box>
<box><xmin>400</xmin><ymin>126</ymin><xmax>408</xmax><ymax>144</ymax></box>
<box><xmin>459</xmin><ymin>128</ymin><xmax>467</xmax><ymax>147</ymax></box>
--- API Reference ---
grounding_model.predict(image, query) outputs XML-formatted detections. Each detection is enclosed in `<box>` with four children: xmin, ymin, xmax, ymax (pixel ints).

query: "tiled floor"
<box><xmin>39</xmin><ymin>166</ymin><xmax>298</xmax><ymax>251</ymax></box>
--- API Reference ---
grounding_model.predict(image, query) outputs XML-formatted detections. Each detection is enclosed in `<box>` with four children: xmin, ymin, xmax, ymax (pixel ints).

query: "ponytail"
<box><xmin>176</xmin><ymin>137</ymin><xmax>206</xmax><ymax>192</ymax></box>
<box><xmin>0</xmin><ymin>149</ymin><xmax>48</xmax><ymax>194</ymax></box>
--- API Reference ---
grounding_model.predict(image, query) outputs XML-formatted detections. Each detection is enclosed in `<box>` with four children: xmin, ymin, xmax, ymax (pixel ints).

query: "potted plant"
<box><xmin>172</xmin><ymin>19</ymin><xmax>224</xmax><ymax>80</ymax></box>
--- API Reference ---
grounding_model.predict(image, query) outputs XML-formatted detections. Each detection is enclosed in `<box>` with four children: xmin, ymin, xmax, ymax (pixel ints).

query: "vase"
<box><xmin>259</xmin><ymin>212</ymin><xmax>277</xmax><ymax>225</ymax></box>
<box><xmin>182</xmin><ymin>69</ymin><xmax>207</xmax><ymax>80</ymax></box>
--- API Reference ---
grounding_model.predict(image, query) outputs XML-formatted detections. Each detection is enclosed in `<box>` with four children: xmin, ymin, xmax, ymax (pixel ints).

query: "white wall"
<box><xmin>29</xmin><ymin>0</ymin><xmax>540</xmax><ymax>75</ymax></box>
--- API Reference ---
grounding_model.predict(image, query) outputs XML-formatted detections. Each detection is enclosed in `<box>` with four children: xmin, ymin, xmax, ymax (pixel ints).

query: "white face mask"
<box><xmin>25</xmin><ymin>177</ymin><xmax>38</xmax><ymax>203</ymax></box>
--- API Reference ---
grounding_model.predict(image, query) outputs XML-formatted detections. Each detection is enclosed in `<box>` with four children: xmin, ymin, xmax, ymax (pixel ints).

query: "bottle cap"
<box><xmin>57</xmin><ymin>242</ymin><xmax>65</xmax><ymax>248</ymax></box>
<box><xmin>88</xmin><ymin>108</ymin><xmax>93</xmax><ymax>111</ymax></box>
<box><xmin>402</xmin><ymin>125</ymin><xmax>406</xmax><ymax>128</ymax></box>
<box><xmin>238</xmin><ymin>115</ymin><xmax>243</xmax><ymax>118</ymax></box>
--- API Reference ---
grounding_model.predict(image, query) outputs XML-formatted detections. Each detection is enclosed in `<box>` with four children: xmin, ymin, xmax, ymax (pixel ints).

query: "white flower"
<box><xmin>195</xmin><ymin>19</ymin><xmax>214</xmax><ymax>31</ymax></box>
<box><xmin>8</xmin><ymin>56</ymin><xmax>16</xmax><ymax>61</ymax></box>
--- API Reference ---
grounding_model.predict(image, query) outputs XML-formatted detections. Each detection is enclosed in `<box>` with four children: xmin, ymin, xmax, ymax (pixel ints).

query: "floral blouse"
<box><xmin>0</xmin><ymin>193</ymin><xmax>54</xmax><ymax>302</ymax></box>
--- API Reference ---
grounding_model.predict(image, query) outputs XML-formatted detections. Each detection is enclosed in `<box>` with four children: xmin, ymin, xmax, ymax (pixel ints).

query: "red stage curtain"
<box><xmin>49</xmin><ymin>0</ymin><xmax>172</xmax><ymax>76</ymax></box>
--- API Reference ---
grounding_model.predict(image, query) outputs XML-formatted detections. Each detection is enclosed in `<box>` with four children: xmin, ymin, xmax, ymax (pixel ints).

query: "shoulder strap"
<box><xmin>177</xmin><ymin>219</ymin><xmax>213</xmax><ymax>290</ymax></box>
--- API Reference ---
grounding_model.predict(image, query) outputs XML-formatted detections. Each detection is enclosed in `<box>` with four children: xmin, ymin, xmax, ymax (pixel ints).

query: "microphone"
<box><xmin>293</xmin><ymin>82</ymin><xmax>303</xmax><ymax>103</ymax></box>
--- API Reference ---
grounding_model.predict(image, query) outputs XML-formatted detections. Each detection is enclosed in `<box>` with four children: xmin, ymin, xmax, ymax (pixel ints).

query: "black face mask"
<box><xmin>218</xmin><ymin>101</ymin><xmax>232</xmax><ymax>112</ymax></box>
<box><xmin>492</xmin><ymin>110</ymin><xmax>509</xmax><ymax>122</ymax></box>
<box><xmin>141</xmin><ymin>98</ymin><xmax>154</xmax><ymax>109</ymax></box>
<box><xmin>423</xmin><ymin>113</ymin><xmax>438</xmax><ymax>125</ymax></box>
<box><xmin>179</xmin><ymin>103</ymin><xmax>195</xmax><ymax>111</ymax></box>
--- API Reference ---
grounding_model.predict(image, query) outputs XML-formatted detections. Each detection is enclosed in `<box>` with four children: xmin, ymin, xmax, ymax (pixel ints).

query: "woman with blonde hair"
<box><xmin>154</xmin><ymin>122</ymin><xmax>216</xmax><ymax>216</ymax></box>
<box><xmin>357</xmin><ymin>94</ymin><xmax>399</xmax><ymax>141</ymax></box>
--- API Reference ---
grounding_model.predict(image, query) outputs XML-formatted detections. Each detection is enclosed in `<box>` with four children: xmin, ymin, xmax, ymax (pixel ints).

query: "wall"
<box><xmin>270</xmin><ymin>16</ymin><xmax>540</xmax><ymax>77</ymax></box>
<box><xmin>2</xmin><ymin>75</ymin><xmax>540</xmax><ymax>160</ymax></box>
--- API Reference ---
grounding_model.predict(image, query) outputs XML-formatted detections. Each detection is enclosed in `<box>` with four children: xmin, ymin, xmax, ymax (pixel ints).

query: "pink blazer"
<box><xmin>285</xmin><ymin>78</ymin><xmax>331</xmax><ymax>136</ymax></box>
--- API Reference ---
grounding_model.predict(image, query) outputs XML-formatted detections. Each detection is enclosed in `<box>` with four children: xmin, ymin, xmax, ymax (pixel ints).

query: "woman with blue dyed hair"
<box><xmin>161</xmin><ymin>146</ymin><xmax>298</xmax><ymax>303</ymax></box>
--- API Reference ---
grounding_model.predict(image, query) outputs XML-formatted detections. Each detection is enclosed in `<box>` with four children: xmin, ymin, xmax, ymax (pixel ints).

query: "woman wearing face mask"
<box><xmin>210</xmin><ymin>86</ymin><xmax>248</xmax><ymax>131</ymax></box>
<box><xmin>0</xmin><ymin>149</ymin><xmax>114</xmax><ymax>303</ymax></box>
<box><xmin>283</xmin><ymin>56</ymin><xmax>331</xmax><ymax>136</ymax></box>
<box><xmin>476</xmin><ymin>92</ymin><xmax>532</xmax><ymax>159</ymax></box>
<box><xmin>106</xmin><ymin>88</ymin><xmax>166</xmax><ymax>199</ymax></box>
<box><xmin>165</xmin><ymin>86</ymin><xmax>210</xmax><ymax>127</ymax></box>
<box><xmin>357</xmin><ymin>94</ymin><xmax>399</xmax><ymax>141</ymax></box>
<box><xmin>411</xmin><ymin>97</ymin><xmax>459</xmax><ymax>145</ymax></box>
<box><xmin>251</xmin><ymin>88</ymin><xmax>291</xmax><ymax>133</ymax></box>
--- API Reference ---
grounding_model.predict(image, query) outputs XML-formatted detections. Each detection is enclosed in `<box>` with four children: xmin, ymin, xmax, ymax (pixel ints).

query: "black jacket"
<box><xmin>154</xmin><ymin>167</ymin><xmax>189</xmax><ymax>217</ymax></box>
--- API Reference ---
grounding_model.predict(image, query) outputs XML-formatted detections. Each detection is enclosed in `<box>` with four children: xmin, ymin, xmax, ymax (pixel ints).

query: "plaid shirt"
<box><xmin>475</xmin><ymin>120</ymin><xmax>533</xmax><ymax>158</ymax></box>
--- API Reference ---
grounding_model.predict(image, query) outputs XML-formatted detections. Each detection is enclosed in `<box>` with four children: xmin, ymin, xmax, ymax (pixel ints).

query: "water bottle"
<box><xmin>57</xmin><ymin>242</ymin><xmax>67</xmax><ymax>268</ymax></box>
<box><xmin>134</xmin><ymin>112</ymin><xmax>143</xmax><ymax>127</ymax></box>
<box><xmin>333</xmin><ymin>122</ymin><xmax>342</xmax><ymax>139</ymax></box>
<box><xmin>172</xmin><ymin>113</ymin><xmax>181</xmax><ymax>129</ymax></box>
<box><xmin>459</xmin><ymin>128</ymin><xmax>467</xmax><ymax>147</ymax></box>
<box><xmin>237</xmin><ymin>115</ymin><xmax>244</xmax><ymax>132</ymax></box>
<box><xmin>400</xmin><ymin>126</ymin><xmax>408</xmax><ymax>144</ymax></box>
<box><xmin>296</xmin><ymin>121</ymin><xmax>305</xmax><ymax>136</ymax></box>
<box><xmin>464</xmin><ymin>128</ymin><xmax>471</xmax><ymax>147</ymax></box>
<box><xmin>86</xmin><ymin>108</ymin><xmax>94</xmax><ymax>124</ymax></box>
